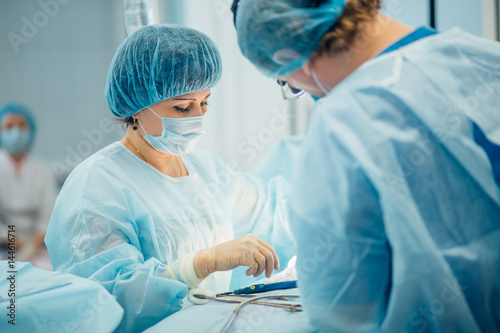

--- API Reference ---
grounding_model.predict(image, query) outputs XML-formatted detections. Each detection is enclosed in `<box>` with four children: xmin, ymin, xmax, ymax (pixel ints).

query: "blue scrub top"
<box><xmin>379</xmin><ymin>26</ymin><xmax>500</xmax><ymax>187</ymax></box>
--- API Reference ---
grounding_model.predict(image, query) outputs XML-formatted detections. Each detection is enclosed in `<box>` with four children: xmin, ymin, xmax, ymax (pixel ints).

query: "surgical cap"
<box><xmin>0</xmin><ymin>103</ymin><xmax>36</xmax><ymax>147</ymax></box>
<box><xmin>235</xmin><ymin>0</ymin><xmax>346</xmax><ymax>77</ymax></box>
<box><xmin>105</xmin><ymin>24</ymin><xmax>222</xmax><ymax>117</ymax></box>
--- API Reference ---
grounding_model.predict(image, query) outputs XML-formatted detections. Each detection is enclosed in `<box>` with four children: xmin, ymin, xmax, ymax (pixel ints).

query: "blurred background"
<box><xmin>0</xmin><ymin>0</ymin><xmax>498</xmax><ymax>186</ymax></box>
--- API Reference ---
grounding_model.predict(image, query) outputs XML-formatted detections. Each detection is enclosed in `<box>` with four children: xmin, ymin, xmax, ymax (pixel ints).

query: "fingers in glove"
<box><xmin>252</xmin><ymin>251</ymin><xmax>267</xmax><ymax>277</ymax></box>
<box><xmin>245</xmin><ymin>261</ymin><xmax>259</xmax><ymax>276</ymax></box>
<box><xmin>258</xmin><ymin>238</ymin><xmax>280</xmax><ymax>271</ymax></box>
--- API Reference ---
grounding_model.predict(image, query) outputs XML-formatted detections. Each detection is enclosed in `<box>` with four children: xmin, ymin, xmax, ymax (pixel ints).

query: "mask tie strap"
<box><xmin>310</xmin><ymin>63</ymin><xmax>330</xmax><ymax>95</ymax></box>
<box><xmin>147</xmin><ymin>106</ymin><xmax>162</xmax><ymax>119</ymax></box>
<box><xmin>137</xmin><ymin>118</ymin><xmax>149</xmax><ymax>136</ymax></box>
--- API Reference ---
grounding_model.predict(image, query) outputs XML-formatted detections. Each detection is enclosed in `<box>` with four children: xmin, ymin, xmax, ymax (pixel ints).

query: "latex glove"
<box><xmin>194</xmin><ymin>234</ymin><xmax>280</xmax><ymax>279</ymax></box>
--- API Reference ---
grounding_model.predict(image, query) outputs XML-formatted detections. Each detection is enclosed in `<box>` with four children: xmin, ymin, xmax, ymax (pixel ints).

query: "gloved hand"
<box><xmin>193</xmin><ymin>234</ymin><xmax>280</xmax><ymax>279</ymax></box>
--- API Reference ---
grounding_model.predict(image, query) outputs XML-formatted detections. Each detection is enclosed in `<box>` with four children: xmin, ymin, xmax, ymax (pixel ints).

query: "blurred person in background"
<box><xmin>0</xmin><ymin>103</ymin><xmax>57</xmax><ymax>270</ymax></box>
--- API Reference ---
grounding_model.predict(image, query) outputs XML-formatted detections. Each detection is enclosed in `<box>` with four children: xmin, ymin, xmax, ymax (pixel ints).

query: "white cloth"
<box><xmin>144</xmin><ymin>288</ymin><xmax>313</xmax><ymax>333</ymax></box>
<box><xmin>0</xmin><ymin>150</ymin><xmax>57</xmax><ymax>242</ymax></box>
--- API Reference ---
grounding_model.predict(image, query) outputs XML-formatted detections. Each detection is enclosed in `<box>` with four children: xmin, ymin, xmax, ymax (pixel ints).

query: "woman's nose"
<box><xmin>191</xmin><ymin>105</ymin><xmax>205</xmax><ymax>117</ymax></box>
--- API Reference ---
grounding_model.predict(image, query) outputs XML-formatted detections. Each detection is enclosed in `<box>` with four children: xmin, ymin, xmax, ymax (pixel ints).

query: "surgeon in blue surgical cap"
<box><xmin>234</xmin><ymin>0</ymin><xmax>500</xmax><ymax>332</ymax></box>
<box><xmin>45</xmin><ymin>24</ymin><xmax>294</xmax><ymax>333</ymax></box>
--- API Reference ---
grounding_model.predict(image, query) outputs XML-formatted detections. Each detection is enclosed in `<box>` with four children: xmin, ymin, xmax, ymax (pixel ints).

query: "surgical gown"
<box><xmin>256</xmin><ymin>136</ymin><xmax>304</xmax><ymax>183</ymax></box>
<box><xmin>289</xmin><ymin>28</ymin><xmax>500</xmax><ymax>332</ymax></box>
<box><xmin>45</xmin><ymin>142</ymin><xmax>294</xmax><ymax>333</ymax></box>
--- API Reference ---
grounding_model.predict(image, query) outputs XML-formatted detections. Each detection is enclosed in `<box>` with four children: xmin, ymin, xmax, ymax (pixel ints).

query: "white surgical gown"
<box><xmin>45</xmin><ymin>142</ymin><xmax>294</xmax><ymax>332</ymax></box>
<box><xmin>289</xmin><ymin>28</ymin><xmax>500</xmax><ymax>332</ymax></box>
<box><xmin>0</xmin><ymin>150</ymin><xmax>57</xmax><ymax>244</ymax></box>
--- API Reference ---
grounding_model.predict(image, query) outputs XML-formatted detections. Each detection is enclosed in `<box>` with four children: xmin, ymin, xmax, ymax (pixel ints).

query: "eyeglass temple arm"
<box><xmin>231</xmin><ymin>0</ymin><xmax>240</xmax><ymax>26</ymax></box>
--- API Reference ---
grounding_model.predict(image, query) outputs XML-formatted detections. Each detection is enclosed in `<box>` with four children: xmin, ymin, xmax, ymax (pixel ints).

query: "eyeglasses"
<box><xmin>232</xmin><ymin>0</ymin><xmax>304</xmax><ymax>100</ymax></box>
<box><xmin>277</xmin><ymin>80</ymin><xmax>305</xmax><ymax>100</ymax></box>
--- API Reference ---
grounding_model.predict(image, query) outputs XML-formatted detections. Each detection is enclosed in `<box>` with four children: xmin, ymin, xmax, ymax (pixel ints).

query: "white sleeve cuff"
<box><xmin>166</xmin><ymin>251</ymin><xmax>204</xmax><ymax>289</ymax></box>
<box><xmin>179</xmin><ymin>251</ymin><xmax>204</xmax><ymax>288</ymax></box>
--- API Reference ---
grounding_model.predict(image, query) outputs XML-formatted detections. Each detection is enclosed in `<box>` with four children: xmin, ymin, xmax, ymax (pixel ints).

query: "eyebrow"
<box><xmin>172</xmin><ymin>93</ymin><xmax>211</xmax><ymax>101</ymax></box>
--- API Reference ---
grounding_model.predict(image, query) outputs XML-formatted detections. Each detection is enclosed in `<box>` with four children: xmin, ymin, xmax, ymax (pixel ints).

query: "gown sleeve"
<box><xmin>45</xmin><ymin>163</ymin><xmax>187</xmax><ymax>333</ymax></box>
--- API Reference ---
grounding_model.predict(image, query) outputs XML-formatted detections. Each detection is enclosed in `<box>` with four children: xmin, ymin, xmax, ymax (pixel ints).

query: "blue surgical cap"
<box><xmin>236</xmin><ymin>0</ymin><xmax>346</xmax><ymax>78</ymax></box>
<box><xmin>0</xmin><ymin>103</ymin><xmax>36</xmax><ymax>148</ymax></box>
<box><xmin>105</xmin><ymin>24</ymin><xmax>223</xmax><ymax>117</ymax></box>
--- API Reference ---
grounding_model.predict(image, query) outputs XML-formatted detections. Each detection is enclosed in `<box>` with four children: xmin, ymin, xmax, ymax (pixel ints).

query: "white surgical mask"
<box><xmin>1</xmin><ymin>127</ymin><xmax>31</xmax><ymax>155</ymax></box>
<box><xmin>138</xmin><ymin>106</ymin><xmax>206</xmax><ymax>155</ymax></box>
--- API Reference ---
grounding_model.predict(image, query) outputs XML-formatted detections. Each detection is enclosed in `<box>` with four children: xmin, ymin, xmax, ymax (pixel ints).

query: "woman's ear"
<box><xmin>302</xmin><ymin>61</ymin><xmax>312</xmax><ymax>77</ymax></box>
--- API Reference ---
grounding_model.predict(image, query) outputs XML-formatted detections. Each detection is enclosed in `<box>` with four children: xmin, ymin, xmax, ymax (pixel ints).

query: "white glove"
<box><xmin>194</xmin><ymin>234</ymin><xmax>280</xmax><ymax>279</ymax></box>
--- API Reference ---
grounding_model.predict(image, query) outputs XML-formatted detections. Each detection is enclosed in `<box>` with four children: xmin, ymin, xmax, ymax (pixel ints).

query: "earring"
<box><xmin>132</xmin><ymin>118</ymin><xmax>138</xmax><ymax>131</ymax></box>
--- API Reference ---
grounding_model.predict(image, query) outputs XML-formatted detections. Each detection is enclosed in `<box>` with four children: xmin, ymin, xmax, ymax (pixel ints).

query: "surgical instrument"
<box><xmin>220</xmin><ymin>294</ymin><xmax>301</xmax><ymax>333</ymax></box>
<box><xmin>217</xmin><ymin>280</ymin><xmax>297</xmax><ymax>296</ymax></box>
<box><xmin>192</xmin><ymin>294</ymin><xmax>302</xmax><ymax>312</ymax></box>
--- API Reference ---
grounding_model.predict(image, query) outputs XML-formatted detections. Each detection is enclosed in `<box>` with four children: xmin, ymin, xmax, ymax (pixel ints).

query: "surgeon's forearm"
<box><xmin>32</xmin><ymin>232</ymin><xmax>46</xmax><ymax>248</ymax></box>
<box><xmin>0</xmin><ymin>223</ymin><xmax>7</xmax><ymax>247</ymax></box>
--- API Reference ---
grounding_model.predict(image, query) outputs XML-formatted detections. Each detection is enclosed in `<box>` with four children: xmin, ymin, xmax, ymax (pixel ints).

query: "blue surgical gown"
<box><xmin>0</xmin><ymin>261</ymin><xmax>124</xmax><ymax>332</ymax></box>
<box><xmin>289</xmin><ymin>28</ymin><xmax>500</xmax><ymax>332</ymax></box>
<box><xmin>256</xmin><ymin>136</ymin><xmax>304</xmax><ymax>182</ymax></box>
<box><xmin>45</xmin><ymin>142</ymin><xmax>294</xmax><ymax>332</ymax></box>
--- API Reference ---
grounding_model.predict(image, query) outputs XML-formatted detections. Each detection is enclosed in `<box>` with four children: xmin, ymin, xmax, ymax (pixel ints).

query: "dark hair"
<box><xmin>314</xmin><ymin>0</ymin><xmax>382</xmax><ymax>56</ymax></box>
<box><xmin>118</xmin><ymin>117</ymin><xmax>135</xmax><ymax>130</ymax></box>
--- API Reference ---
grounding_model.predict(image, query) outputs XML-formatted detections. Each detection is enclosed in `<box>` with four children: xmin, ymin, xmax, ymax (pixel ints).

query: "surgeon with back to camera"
<box><xmin>234</xmin><ymin>0</ymin><xmax>500</xmax><ymax>332</ymax></box>
<box><xmin>45</xmin><ymin>25</ymin><xmax>294</xmax><ymax>332</ymax></box>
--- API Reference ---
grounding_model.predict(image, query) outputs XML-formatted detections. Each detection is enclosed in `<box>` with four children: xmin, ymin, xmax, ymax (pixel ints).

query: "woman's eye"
<box><xmin>174</xmin><ymin>106</ymin><xmax>190</xmax><ymax>113</ymax></box>
<box><xmin>201</xmin><ymin>101</ymin><xmax>209</xmax><ymax>106</ymax></box>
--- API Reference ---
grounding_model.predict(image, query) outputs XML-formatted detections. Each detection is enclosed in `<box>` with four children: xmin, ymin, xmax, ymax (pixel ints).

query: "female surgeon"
<box><xmin>45</xmin><ymin>24</ymin><xmax>294</xmax><ymax>333</ymax></box>
<box><xmin>234</xmin><ymin>0</ymin><xmax>500</xmax><ymax>332</ymax></box>
<box><xmin>0</xmin><ymin>103</ymin><xmax>57</xmax><ymax>269</ymax></box>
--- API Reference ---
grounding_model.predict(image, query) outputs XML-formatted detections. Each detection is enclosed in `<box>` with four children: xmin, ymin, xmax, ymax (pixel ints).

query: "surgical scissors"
<box><xmin>219</xmin><ymin>294</ymin><xmax>301</xmax><ymax>333</ymax></box>
<box><xmin>192</xmin><ymin>294</ymin><xmax>302</xmax><ymax>312</ymax></box>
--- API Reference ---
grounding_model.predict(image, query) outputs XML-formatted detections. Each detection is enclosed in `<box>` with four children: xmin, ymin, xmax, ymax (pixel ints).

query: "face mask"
<box><xmin>138</xmin><ymin>106</ymin><xmax>206</xmax><ymax>155</ymax></box>
<box><xmin>1</xmin><ymin>127</ymin><xmax>31</xmax><ymax>155</ymax></box>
